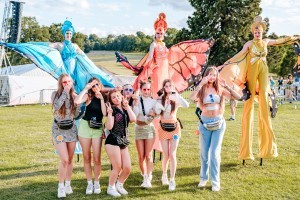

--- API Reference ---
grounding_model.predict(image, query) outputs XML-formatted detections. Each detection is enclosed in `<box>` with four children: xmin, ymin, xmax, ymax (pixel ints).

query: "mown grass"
<box><xmin>87</xmin><ymin>51</ymin><xmax>145</xmax><ymax>76</ymax></box>
<box><xmin>0</xmin><ymin>102</ymin><xmax>299</xmax><ymax>200</ymax></box>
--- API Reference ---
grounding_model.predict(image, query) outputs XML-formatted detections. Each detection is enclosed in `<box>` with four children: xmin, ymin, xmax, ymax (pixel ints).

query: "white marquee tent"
<box><xmin>0</xmin><ymin>64</ymin><xmax>57</xmax><ymax>106</ymax></box>
<box><xmin>0</xmin><ymin>63</ymin><xmax>137</xmax><ymax>106</ymax></box>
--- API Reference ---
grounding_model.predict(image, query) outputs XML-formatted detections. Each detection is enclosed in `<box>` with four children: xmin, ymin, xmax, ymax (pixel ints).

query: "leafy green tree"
<box><xmin>48</xmin><ymin>23</ymin><xmax>63</xmax><ymax>42</ymax></box>
<box><xmin>278</xmin><ymin>45</ymin><xmax>297</xmax><ymax>76</ymax></box>
<box><xmin>164</xmin><ymin>28</ymin><xmax>178</xmax><ymax>48</ymax></box>
<box><xmin>72</xmin><ymin>32</ymin><xmax>87</xmax><ymax>51</ymax></box>
<box><xmin>20</xmin><ymin>17</ymin><xmax>50</xmax><ymax>42</ymax></box>
<box><xmin>176</xmin><ymin>0</ymin><xmax>261</xmax><ymax>65</ymax></box>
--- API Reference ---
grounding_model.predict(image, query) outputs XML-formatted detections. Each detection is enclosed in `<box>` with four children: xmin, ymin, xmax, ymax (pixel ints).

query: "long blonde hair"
<box><xmin>197</xmin><ymin>66</ymin><xmax>224</xmax><ymax>109</ymax></box>
<box><xmin>52</xmin><ymin>74</ymin><xmax>76</xmax><ymax>117</ymax></box>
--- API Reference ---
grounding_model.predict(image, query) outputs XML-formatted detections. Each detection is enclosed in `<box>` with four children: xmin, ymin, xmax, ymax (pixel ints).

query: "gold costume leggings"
<box><xmin>239</xmin><ymin>59</ymin><xmax>278</xmax><ymax>160</ymax></box>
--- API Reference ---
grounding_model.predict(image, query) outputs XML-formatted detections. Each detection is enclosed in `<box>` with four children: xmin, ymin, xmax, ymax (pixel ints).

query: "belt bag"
<box><xmin>55</xmin><ymin>119</ymin><xmax>74</xmax><ymax>130</ymax></box>
<box><xmin>160</xmin><ymin>121</ymin><xmax>177</xmax><ymax>132</ymax></box>
<box><xmin>113</xmin><ymin>128</ymin><xmax>130</xmax><ymax>148</ymax></box>
<box><xmin>203</xmin><ymin>119</ymin><xmax>223</xmax><ymax>131</ymax></box>
<box><xmin>88</xmin><ymin>119</ymin><xmax>102</xmax><ymax>129</ymax></box>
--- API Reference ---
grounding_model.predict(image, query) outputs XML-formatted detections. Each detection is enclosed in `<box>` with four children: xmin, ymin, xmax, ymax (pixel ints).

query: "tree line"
<box><xmin>8</xmin><ymin>0</ymin><xmax>299</xmax><ymax>77</ymax></box>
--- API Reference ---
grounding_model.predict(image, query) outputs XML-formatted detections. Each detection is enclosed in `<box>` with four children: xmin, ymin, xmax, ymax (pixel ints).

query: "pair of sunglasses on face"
<box><xmin>92</xmin><ymin>83</ymin><xmax>99</xmax><ymax>88</ymax></box>
<box><xmin>142</xmin><ymin>88</ymin><xmax>151</xmax><ymax>91</ymax></box>
<box><xmin>62</xmin><ymin>80</ymin><xmax>72</xmax><ymax>84</ymax></box>
<box><xmin>124</xmin><ymin>88</ymin><xmax>133</xmax><ymax>92</ymax></box>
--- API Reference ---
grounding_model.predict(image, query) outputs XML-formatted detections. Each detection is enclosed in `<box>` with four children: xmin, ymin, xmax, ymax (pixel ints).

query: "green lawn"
<box><xmin>0</xmin><ymin>102</ymin><xmax>299</xmax><ymax>199</ymax></box>
<box><xmin>87</xmin><ymin>50</ymin><xmax>145</xmax><ymax>76</ymax></box>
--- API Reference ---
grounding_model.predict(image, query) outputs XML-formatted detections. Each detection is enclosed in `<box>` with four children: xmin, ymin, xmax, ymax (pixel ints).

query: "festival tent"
<box><xmin>0</xmin><ymin>64</ymin><xmax>57</xmax><ymax>106</ymax></box>
<box><xmin>0</xmin><ymin>63</ymin><xmax>137</xmax><ymax>106</ymax></box>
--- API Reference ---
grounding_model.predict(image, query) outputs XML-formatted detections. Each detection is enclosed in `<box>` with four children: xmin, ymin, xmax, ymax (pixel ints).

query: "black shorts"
<box><xmin>105</xmin><ymin>134</ymin><xmax>128</xmax><ymax>149</ymax></box>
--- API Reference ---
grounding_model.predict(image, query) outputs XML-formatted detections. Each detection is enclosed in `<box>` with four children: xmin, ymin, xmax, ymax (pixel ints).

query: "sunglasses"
<box><xmin>209</xmin><ymin>94</ymin><xmax>214</xmax><ymax>103</ymax></box>
<box><xmin>92</xmin><ymin>83</ymin><xmax>99</xmax><ymax>88</ymax></box>
<box><xmin>124</xmin><ymin>88</ymin><xmax>133</xmax><ymax>92</ymax></box>
<box><xmin>142</xmin><ymin>88</ymin><xmax>151</xmax><ymax>91</ymax></box>
<box><xmin>62</xmin><ymin>80</ymin><xmax>71</xmax><ymax>84</ymax></box>
<box><xmin>156</xmin><ymin>33</ymin><xmax>163</xmax><ymax>35</ymax></box>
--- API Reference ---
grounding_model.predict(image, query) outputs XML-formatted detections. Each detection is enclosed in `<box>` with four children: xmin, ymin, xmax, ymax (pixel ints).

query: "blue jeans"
<box><xmin>199</xmin><ymin>115</ymin><xmax>226</xmax><ymax>187</ymax></box>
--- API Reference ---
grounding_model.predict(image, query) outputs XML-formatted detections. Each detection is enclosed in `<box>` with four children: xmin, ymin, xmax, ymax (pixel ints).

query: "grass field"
<box><xmin>0</xmin><ymin>102</ymin><xmax>300</xmax><ymax>200</ymax></box>
<box><xmin>87</xmin><ymin>51</ymin><xmax>145</xmax><ymax>76</ymax></box>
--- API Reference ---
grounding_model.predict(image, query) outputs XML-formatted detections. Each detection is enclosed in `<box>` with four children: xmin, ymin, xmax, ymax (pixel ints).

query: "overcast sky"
<box><xmin>0</xmin><ymin>0</ymin><xmax>299</xmax><ymax>37</ymax></box>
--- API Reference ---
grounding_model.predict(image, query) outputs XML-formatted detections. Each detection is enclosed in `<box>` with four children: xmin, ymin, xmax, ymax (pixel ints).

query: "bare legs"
<box><xmin>105</xmin><ymin>144</ymin><xmax>131</xmax><ymax>185</ymax></box>
<box><xmin>79</xmin><ymin>137</ymin><xmax>102</xmax><ymax>182</ymax></box>
<box><xmin>54</xmin><ymin>141</ymin><xmax>76</xmax><ymax>183</ymax></box>
<box><xmin>160</xmin><ymin>139</ymin><xmax>179</xmax><ymax>179</ymax></box>
<box><xmin>135</xmin><ymin>138</ymin><xmax>155</xmax><ymax>175</ymax></box>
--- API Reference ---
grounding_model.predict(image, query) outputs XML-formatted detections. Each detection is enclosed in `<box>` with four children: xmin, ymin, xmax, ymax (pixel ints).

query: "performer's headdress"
<box><xmin>61</xmin><ymin>19</ymin><xmax>75</xmax><ymax>35</ymax></box>
<box><xmin>251</xmin><ymin>16</ymin><xmax>266</xmax><ymax>33</ymax></box>
<box><xmin>154</xmin><ymin>13</ymin><xmax>168</xmax><ymax>34</ymax></box>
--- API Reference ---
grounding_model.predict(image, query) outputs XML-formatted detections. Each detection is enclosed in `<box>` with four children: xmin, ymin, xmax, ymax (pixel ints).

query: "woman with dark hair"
<box><xmin>105</xmin><ymin>90</ymin><xmax>136</xmax><ymax>197</ymax></box>
<box><xmin>75</xmin><ymin>77</ymin><xmax>106</xmax><ymax>195</ymax></box>
<box><xmin>52</xmin><ymin>74</ymin><xmax>80</xmax><ymax>198</ymax></box>
<box><xmin>191</xmin><ymin>66</ymin><xmax>240</xmax><ymax>192</ymax></box>
<box><xmin>157</xmin><ymin>79</ymin><xmax>189</xmax><ymax>191</ymax></box>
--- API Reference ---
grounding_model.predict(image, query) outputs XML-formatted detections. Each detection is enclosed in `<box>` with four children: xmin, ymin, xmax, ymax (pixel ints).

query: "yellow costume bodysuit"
<box><xmin>220</xmin><ymin>16</ymin><xmax>298</xmax><ymax>161</ymax></box>
<box><xmin>240</xmin><ymin>39</ymin><xmax>278</xmax><ymax>160</ymax></box>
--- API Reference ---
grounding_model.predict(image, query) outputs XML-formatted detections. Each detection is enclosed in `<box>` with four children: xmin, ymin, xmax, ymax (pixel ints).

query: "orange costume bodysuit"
<box><xmin>150</xmin><ymin>43</ymin><xmax>169</xmax><ymax>98</ymax></box>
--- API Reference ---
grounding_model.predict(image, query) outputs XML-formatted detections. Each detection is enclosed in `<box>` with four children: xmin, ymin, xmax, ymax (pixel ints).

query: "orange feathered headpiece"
<box><xmin>154</xmin><ymin>13</ymin><xmax>168</xmax><ymax>34</ymax></box>
<box><xmin>251</xmin><ymin>16</ymin><xmax>267</xmax><ymax>33</ymax></box>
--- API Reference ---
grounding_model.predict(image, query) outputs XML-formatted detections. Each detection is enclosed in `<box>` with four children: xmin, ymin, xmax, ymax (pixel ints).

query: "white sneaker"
<box><xmin>141</xmin><ymin>174</ymin><xmax>148</xmax><ymax>188</ymax></box>
<box><xmin>94</xmin><ymin>182</ymin><xmax>101</xmax><ymax>194</ymax></box>
<box><xmin>145</xmin><ymin>177</ymin><xmax>152</xmax><ymax>188</ymax></box>
<box><xmin>58</xmin><ymin>187</ymin><xmax>66</xmax><ymax>198</ymax></box>
<box><xmin>212</xmin><ymin>185</ymin><xmax>220</xmax><ymax>192</ymax></box>
<box><xmin>107</xmin><ymin>185</ymin><xmax>121</xmax><ymax>197</ymax></box>
<box><xmin>161</xmin><ymin>174</ymin><xmax>169</xmax><ymax>185</ymax></box>
<box><xmin>148</xmin><ymin>173</ymin><xmax>153</xmax><ymax>182</ymax></box>
<box><xmin>116</xmin><ymin>181</ymin><xmax>128</xmax><ymax>195</ymax></box>
<box><xmin>198</xmin><ymin>180</ymin><xmax>208</xmax><ymax>188</ymax></box>
<box><xmin>168</xmin><ymin>180</ymin><xmax>176</xmax><ymax>191</ymax></box>
<box><xmin>86</xmin><ymin>183</ymin><xmax>93</xmax><ymax>195</ymax></box>
<box><xmin>65</xmin><ymin>184</ymin><xmax>73</xmax><ymax>195</ymax></box>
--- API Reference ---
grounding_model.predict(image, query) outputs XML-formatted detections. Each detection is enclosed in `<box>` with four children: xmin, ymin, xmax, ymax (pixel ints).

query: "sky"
<box><xmin>0</xmin><ymin>0</ymin><xmax>299</xmax><ymax>38</ymax></box>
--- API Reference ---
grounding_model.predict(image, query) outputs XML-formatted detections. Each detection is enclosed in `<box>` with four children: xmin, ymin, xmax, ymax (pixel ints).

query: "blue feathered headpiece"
<box><xmin>61</xmin><ymin>19</ymin><xmax>75</xmax><ymax>35</ymax></box>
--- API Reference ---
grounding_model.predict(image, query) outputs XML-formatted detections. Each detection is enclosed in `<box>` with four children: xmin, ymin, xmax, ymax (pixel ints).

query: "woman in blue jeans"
<box><xmin>190</xmin><ymin>66</ymin><xmax>240</xmax><ymax>192</ymax></box>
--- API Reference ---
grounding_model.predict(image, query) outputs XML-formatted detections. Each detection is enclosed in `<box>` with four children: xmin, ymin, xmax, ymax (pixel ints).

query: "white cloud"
<box><xmin>96</xmin><ymin>2</ymin><xmax>129</xmax><ymax>12</ymax></box>
<box><xmin>148</xmin><ymin>0</ymin><xmax>193</xmax><ymax>11</ymax></box>
<box><xmin>261</xmin><ymin>0</ymin><xmax>300</xmax><ymax>35</ymax></box>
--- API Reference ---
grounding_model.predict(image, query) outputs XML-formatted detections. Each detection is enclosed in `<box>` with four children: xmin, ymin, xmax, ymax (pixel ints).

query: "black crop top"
<box><xmin>83</xmin><ymin>97</ymin><xmax>103</xmax><ymax>122</ymax></box>
<box><xmin>110</xmin><ymin>107</ymin><xmax>129</xmax><ymax>138</ymax></box>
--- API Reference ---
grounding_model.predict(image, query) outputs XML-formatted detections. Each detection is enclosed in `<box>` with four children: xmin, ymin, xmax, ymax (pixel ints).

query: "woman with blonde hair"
<box><xmin>52</xmin><ymin>74</ymin><xmax>80</xmax><ymax>198</ymax></box>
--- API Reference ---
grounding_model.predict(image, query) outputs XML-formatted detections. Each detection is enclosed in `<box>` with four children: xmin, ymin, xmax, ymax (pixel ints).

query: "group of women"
<box><xmin>52</xmin><ymin>75</ymin><xmax>191</xmax><ymax>197</ymax></box>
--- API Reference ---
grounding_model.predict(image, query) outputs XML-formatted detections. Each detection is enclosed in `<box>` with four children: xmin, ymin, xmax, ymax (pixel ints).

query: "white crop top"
<box><xmin>203</xmin><ymin>94</ymin><xmax>220</xmax><ymax>104</ymax></box>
